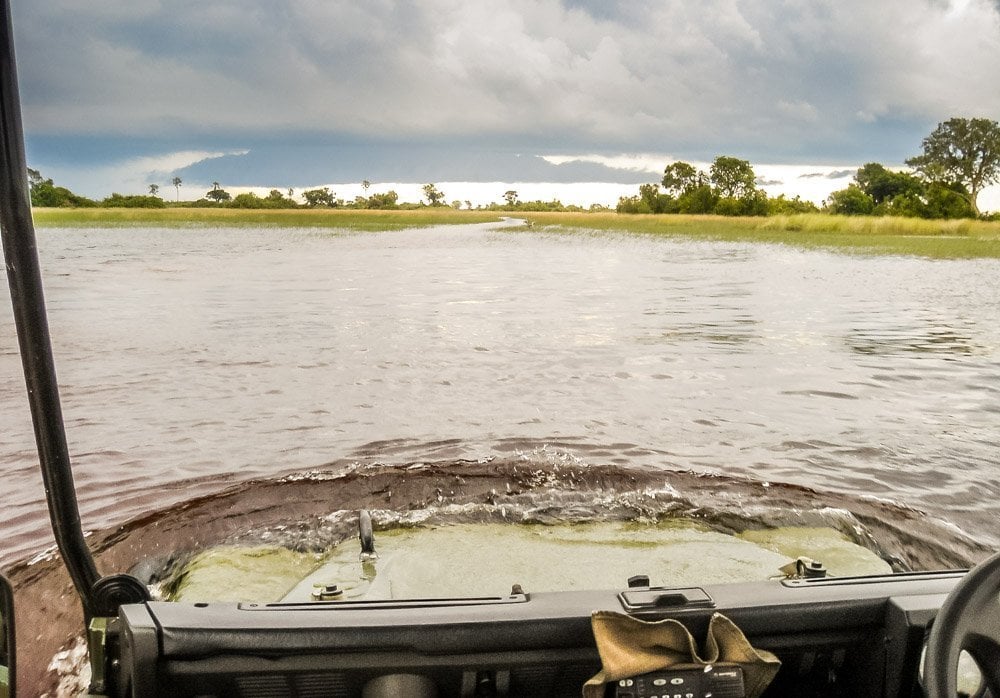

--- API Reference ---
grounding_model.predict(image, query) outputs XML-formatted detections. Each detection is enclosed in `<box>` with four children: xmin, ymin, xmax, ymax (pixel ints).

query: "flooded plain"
<box><xmin>2</xmin><ymin>220</ymin><xmax>1000</xmax><ymax>568</ymax></box>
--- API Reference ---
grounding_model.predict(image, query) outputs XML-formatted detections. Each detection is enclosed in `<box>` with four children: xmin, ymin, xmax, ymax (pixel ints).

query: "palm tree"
<box><xmin>148</xmin><ymin>184</ymin><xmax>159</xmax><ymax>196</ymax></box>
<box><xmin>172</xmin><ymin>176</ymin><xmax>182</xmax><ymax>202</ymax></box>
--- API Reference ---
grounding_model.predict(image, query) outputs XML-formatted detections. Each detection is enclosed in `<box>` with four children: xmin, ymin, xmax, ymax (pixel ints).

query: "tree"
<box><xmin>422</xmin><ymin>183</ymin><xmax>445</xmax><ymax>206</ymax></box>
<box><xmin>362</xmin><ymin>180</ymin><xmax>371</xmax><ymax>193</ymax></box>
<box><xmin>661</xmin><ymin>161</ymin><xmax>701</xmax><ymax>196</ymax></box>
<box><xmin>638</xmin><ymin>183</ymin><xmax>674</xmax><ymax>213</ymax></box>
<box><xmin>26</xmin><ymin>168</ymin><xmax>95</xmax><ymax>207</ymax></box>
<box><xmin>767</xmin><ymin>194</ymin><xmax>819</xmax><ymax>215</ymax></box>
<box><xmin>905</xmin><ymin>117</ymin><xmax>1000</xmax><ymax>216</ymax></box>
<box><xmin>205</xmin><ymin>182</ymin><xmax>231</xmax><ymax>202</ymax></box>
<box><xmin>102</xmin><ymin>193</ymin><xmax>166</xmax><ymax>208</ymax></box>
<box><xmin>302</xmin><ymin>187</ymin><xmax>336</xmax><ymax>207</ymax></box>
<box><xmin>616</xmin><ymin>194</ymin><xmax>650</xmax><ymax>214</ymax></box>
<box><xmin>230</xmin><ymin>192</ymin><xmax>264</xmax><ymax>209</ymax></box>
<box><xmin>676</xmin><ymin>184</ymin><xmax>717</xmax><ymax>214</ymax></box>
<box><xmin>503</xmin><ymin>190</ymin><xmax>518</xmax><ymax>207</ymax></box>
<box><xmin>923</xmin><ymin>183</ymin><xmax>975</xmax><ymax>219</ymax></box>
<box><xmin>854</xmin><ymin>163</ymin><xmax>923</xmax><ymax>205</ymax></box>
<box><xmin>710</xmin><ymin>156</ymin><xmax>757</xmax><ymax>199</ymax></box>
<box><xmin>365</xmin><ymin>190</ymin><xmax>398</xmax><ymax>209</ymax></box>
<box><xmin>172</xmin><ymin>176</ymin><xmax>182</xmax><ymax>201</ymax></box>
<box><xmin>148</xmin><ymin>183</ymin><xmax>159</xmax><ymax>197</ymax></box>
<box><xmin>826</xmin><ymin>184</ymin><xmax>874</xmax><ymax>215</ymax></box>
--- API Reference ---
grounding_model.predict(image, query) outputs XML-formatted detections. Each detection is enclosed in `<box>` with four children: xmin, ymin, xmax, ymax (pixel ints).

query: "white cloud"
<box><xmin>42</xmin><ymin>150</ymin><xmax>247</xmax><ymax>199</ymax></box>
<box><xmin>536</xmin><ymin>156</ymin><xmax>858</xmax><ymax>206</ymax></box>
<box><xmin>540</xmin><ymin>154</ymin><xmax>666</xmax><ymax>174</ymax></box>
<box><xmin>272</xmin><ymin>181</ymin><xmax>640</xmax><ymax>208</ymax></box>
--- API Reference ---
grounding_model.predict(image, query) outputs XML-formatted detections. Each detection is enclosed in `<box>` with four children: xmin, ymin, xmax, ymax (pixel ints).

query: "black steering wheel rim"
<box><xmin>923</xmin><ymin>549</ymin><xmax>1000</xmax><ymax>697</ymax></box>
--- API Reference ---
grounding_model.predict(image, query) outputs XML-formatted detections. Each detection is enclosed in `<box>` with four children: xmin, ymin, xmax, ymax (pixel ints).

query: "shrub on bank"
<box><xmin>101</xmin><ymin>193</ymin><xmax>166</xmax><ymax>208</ymax></box>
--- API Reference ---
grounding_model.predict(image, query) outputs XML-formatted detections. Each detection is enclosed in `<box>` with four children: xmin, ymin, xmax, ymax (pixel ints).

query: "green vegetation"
<box><xmin>484</xmin><ymin>198</ymin><xmax>591</xmax><ymax>213</ymax></box>
<box><xmin>22</xmin><ymin>116</ymin><xmax>1000</xmax><ymax>259</ymax></box>
<box><xmin>827</xmin><ymin>163</ymin><xmax>978</xmax><ymax>219</ymax></box>
<box><xmin>302</xmin><ymin>187</ymin><xmax>337</xmax><ymax>207</ymax></box>
<box><xmin>27</xmin><ymin>168</ymin><xmax>96</xmax><ymax>207</ymax></box>
<box><xmin>26</xmin><ymin>117</ymin><xmax>999</xmax><ymax>222</ymax></box>
<box><xmin>101</xmin><ymin>193</ymin><xmax>166</xmax><ymax>208</ymax></box>
<box><xmin>617</xmin><ymin>155</ymin><xmax>808</xmax><ymax>217</ymax></box>
<box><xmin>422</xmin><ymin>183</ymin><xmax>445</xmax><ymax>206</ymax></box>
<box><xmin>30</xmin><ymin>207</ymin><xmax>1000</xmax><ymax>259</ymax></box>
<box><xmin>205</xmin><ymin>182</ymin><xmax>232</xmax><ymax>203</ymax></box>
<box><xmin>820</xmin><ymin>118</ymin><xmax>1000</xmax><ymax>220</ymax></box>
<box><xmin>905</xmin><ymin>117</ymin><xmax>1000</xmax><ymax>217</ymax></box>
<box><xmin>227</xmin><ymin>189</ymin><xmax>297</xmax><ymax>209</ymax></box>
<box><xmin>615</xmin><ymin>118</ymin><xmax>1000</xmax><ymax>221</ymax></box>
<box><xmin>31</xmin><ymin>206</ymin><xmax>504</xmax><ymax>230</ymax></box>
<box><xmin>516</xmin><ymin>211</ymin><xmax>1000</xmax><ymax>260</ymax></box>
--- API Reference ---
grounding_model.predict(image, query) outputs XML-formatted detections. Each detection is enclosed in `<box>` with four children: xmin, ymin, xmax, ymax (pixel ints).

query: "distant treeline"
<box><xmin>616</xmin><ymin>156</ymin><xmax>817</xmax><ymax>217</ymax></box>
<box><xmin>615</xmin><ymin>157</ymin><xmax>985</xmax><ymax>220</ymax></box>
<box><xmin>26</xmin><ymin>173</ymin><xmax>597</xmax><ymax>213</ymax></box>
<box><xmin>24</xmin><ymin>118</ymin><xmax>1000</xmax><ymax>220</ymax></box>
<box><xmin>618</xmin><ymin>117</ymin><xmax>1000</xmax><ymax>220</ymax></box>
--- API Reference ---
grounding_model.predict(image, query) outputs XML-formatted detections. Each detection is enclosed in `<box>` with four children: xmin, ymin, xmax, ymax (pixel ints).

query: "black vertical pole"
<box><xmin>0</xmin><ymin>572</ymin><xmax>15</xmax><ymax>697</ymax></box>
<box><xmin>0</xmin><ymin>0</ymin><xmax>100</xmax><ymax>619</ymax></box>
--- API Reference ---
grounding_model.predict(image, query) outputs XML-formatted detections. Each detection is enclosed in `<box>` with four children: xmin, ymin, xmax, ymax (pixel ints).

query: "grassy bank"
<box><xmin>31</xmin><ymin>207</ymin><xmax>1000</xmax><ymax>258</ymax></box>
<box><xmin>517</xmin><ymin>211</ymin><xmax>1000</xmax><ymax>259</ymax></box>
<box><xmin>31</xmin><ymin>206</ymin><xmax>504</xmax><ymax>231</ymax></box>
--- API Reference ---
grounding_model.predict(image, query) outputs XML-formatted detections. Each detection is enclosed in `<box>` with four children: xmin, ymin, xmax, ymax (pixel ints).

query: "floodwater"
<box><xmin>2</xmin><ymin>221</ymin><xmax>1000</xmax><ymax>568</ymax></box>
<box><xmin>168</xmin><ymin>523</ymin><xmax>893</xmax><ymax>605</ymax></box>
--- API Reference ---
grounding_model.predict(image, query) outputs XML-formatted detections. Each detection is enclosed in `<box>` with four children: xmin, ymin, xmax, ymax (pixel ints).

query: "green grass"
<box><xmin>515</xmin><ymin>211</ymin><xmax>1000</xmax><ymax>259</ymax></box>
<box><xmin>31</xmin><ymin>206</ymin><xmax>504</xmax><ymax>231</ymax></box>
<box><xmin>31</xmin><ymin>207</ymin><xmax>1000</xmax><ymax>259</ymax></box>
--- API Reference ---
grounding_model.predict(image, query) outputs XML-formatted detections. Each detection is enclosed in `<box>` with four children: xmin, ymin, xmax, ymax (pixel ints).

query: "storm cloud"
<box><xmin>10</xmin><ymin>0</ymin><xmax>1000</xmax><ymax>192</ymax></box>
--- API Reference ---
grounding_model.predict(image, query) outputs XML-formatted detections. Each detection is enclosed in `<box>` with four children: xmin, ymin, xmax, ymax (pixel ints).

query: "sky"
<box><xmin>10</xmin><ymin>0</ymin><xmax>1000</xmax><ymax>209</ymax></box>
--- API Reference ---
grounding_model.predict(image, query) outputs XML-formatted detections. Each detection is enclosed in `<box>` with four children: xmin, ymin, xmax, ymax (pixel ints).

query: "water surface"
<box><xmin>2</xmin><ymin>222</ymin><xmax>999</xmax><ymax>565</ymax></box>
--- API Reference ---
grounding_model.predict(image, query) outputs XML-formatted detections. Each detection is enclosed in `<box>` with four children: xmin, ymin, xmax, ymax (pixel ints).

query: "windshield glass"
<box><xmin>2</xmin><ymin>0</ymin><xmax>999</xmax><ymax>608</ymax></box>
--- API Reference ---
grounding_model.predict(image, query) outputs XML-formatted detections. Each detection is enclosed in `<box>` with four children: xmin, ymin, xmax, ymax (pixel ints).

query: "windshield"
<box><xmin>2</xmin><ymin>0</ymin><xmax>1000</xmax><ymax>642</ymax></box>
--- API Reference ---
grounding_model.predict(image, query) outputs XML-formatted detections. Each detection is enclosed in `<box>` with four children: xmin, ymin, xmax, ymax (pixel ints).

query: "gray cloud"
<box><xmin>756</xmin><ymin>177</ymin><xmax>783</xmax><ymax>186</ymax></box>
<box><xmin>798</xmin><ymin>169</ymin><xmax>856</xmax><ymax>180</ymax></box>
<box><xmin>11</xmin><ymin>0</ymin><xmax>1000</xmax><ymax>178</ymax></box>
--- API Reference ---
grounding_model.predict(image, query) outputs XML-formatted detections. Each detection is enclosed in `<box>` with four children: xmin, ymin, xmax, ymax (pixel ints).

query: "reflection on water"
<box><xmin>846</xmin><ymin>319</ymin><xmax>983</xmax><ymax>357</ymax></box>
<box><xmin>1</xmin><ymin>223</ymin><xmax>1000</xmax><ymax>566</ymax></box>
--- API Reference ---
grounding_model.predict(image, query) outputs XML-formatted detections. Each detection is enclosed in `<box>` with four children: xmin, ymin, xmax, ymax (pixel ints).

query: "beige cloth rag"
<box><xmin>583</xmin><ymin>611</ymin><xmax>781</xmax><ymax>698</ymax></box>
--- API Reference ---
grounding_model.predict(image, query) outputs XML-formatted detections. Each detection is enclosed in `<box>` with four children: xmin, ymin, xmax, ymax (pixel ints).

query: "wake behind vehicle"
<box><xmin>1</xmin><ymin>2</ymin><xmax>999</xmax><ymax>695</ymax></box>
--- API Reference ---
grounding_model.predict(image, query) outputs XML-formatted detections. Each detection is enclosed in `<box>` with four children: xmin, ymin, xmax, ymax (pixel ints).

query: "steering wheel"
<box><xmin>923</xmin><ymin>549</ymin><xmax>1000</xmax><ymax>697</ymax></box>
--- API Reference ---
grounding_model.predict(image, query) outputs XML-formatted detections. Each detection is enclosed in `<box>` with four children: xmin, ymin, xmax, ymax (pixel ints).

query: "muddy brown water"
<box><xmin>2</xmin><ymin>221</ymin><xmax>1000</xmax><ymax>690</ymax></box>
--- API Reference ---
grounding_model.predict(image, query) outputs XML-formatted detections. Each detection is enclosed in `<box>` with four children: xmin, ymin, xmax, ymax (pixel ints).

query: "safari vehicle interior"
<box><xmin>2</xmin><ymin>2</ymin><xmax>1000</xmax><ymax>696</ymax></box>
